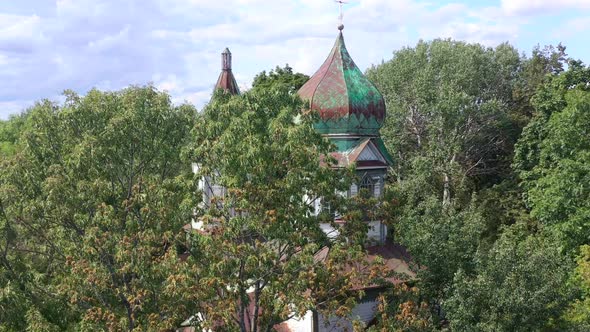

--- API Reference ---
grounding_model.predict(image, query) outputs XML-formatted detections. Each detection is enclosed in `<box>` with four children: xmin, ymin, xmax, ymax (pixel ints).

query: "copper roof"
<box><xmin>298</xmin><ymin>32</ymin><xmax>385</xmax><ymax>136</ymax></box>
<box><xmin>323</xmin><ymin>137</ymin><xmax>394</xmax><ymax>168</ymax></box>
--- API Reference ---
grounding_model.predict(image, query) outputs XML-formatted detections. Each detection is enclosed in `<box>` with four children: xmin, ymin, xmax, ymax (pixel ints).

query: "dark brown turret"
<box><xmin>214</xmin><ymin>48</ymin><xmax>240</xmax><ymax>95</ymax></box>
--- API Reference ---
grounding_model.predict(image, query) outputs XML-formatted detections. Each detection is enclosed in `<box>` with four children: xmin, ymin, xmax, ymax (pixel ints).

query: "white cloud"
<box><xmin>552</xmin><ymin>16</ymin><xmax>590</xmax><ymax>38</ymax></box>
<box><xmin>567</xmin><ymin>16</ymin><xmax>590</xmax><ymax>32</ymax></box>
<box><xmin>501</xmin><ymin>0</ymin><xmax>590</xmax><ymax>15</ymax></box>
<box><xmin>0</xmin><ymin>100</ymin><xmax>34</xmax><ymax>119</ymax></box>
<box><xmin>155</xmin><ymin>74</ymin><xmax>180</xmax><ymax>93</ymax></box>
<box><xmin>0</xmin><ymin>0</ymin><xmax>588</xmax><ymax>117</ymax></box>
<box><xmin>0</xmin><ymin>14</ymin><xmax>45</xmax><ymax>54</ymax></box>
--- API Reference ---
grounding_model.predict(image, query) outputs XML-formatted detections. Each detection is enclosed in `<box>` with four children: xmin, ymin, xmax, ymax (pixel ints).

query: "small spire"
<box><xmin>214</xmin><ymin>47</ymin><xmax>239</xmax><ymax>95</ymax></box>
<box><xmin>335</xmin><ymin>0</ymin><xmax>347</xmax><ymax>31</ymax></box>
<box><xmin>222</xmin><ymin>47</ymin><xmax>232</xmax><ymax>71</ymax></box>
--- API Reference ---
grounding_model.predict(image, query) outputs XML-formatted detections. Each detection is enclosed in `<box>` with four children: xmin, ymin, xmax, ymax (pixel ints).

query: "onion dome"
<box><xmin>214</xmin><ymin>48</ymin><xmax>240</xmax><ymax>95</ymax></box>
<box><xmin>298</xmin><ymin>32</ymin><xmax>385</xmax><ymax>136</ymax></box>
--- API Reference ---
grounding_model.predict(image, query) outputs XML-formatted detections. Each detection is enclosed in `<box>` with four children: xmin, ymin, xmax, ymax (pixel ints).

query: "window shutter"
<box><xmin>350</xmin><ymin>184</ymin><xmax>358</xmax><ymax>197</ymax></box>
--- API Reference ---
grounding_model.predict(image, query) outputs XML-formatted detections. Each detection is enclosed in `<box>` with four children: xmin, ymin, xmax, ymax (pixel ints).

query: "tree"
<box><xmin>0</xmin><ymin>86</ymin><xmax>198</xmax><ymax>330</ymax></box>
<box><xmin>183</xmin><ymin>88</ymin><xmax>377</xmax><ymax>331</ymax></box>
<box><xmin>514</xmin><ymin>62</ymin><xmax>590</xmax><ymax>252</ymax></box>
<box><xmin>445</xmin><ymin>223</ymin><xmax>574</xmax><ymax>332</ymax></box>
<box><xmin>367</xmin><ymin>39</ymin><xmax>527</xmax><ymax>308</ymax></box>
<box><xmin>251</xmin><ymin>64</ymin><xmax>310</xmax><ymax>94</ymax></box>
<box><xmin>367</xmin><ymin>39</ymin><xmax>578</xmax><ymax>329</ymax></box>
<box><xmin>565</xmin><ymin>245</ymin><xmax>590</xmax><ymax>330</ymax></box>
<box><xmin>391</xmin><ymin>190</ymin><xmax>486</xmax><ymax>303</ymax></box>
<box><xmin>367</xmin><ymin>39</ymin><xmax>523</xmax><ymax>194</ymax></box>
<box><xmin>0</xmin><ymin>112</ymin><xmax>28</xmax><ymax>158</ymax></box>
<box><xmin>367</xmin><ymin>283</ymin><xmax>435</xmax><ymax>332</ymax></box>
<box><xmin>511</xmin><ymin>44</ymin><xmax>568</xmax><ymax>118</ymax></box>
<box><xmin>514</xmin><ymin>60</ymin><xmax>590</xmax><ymax>178</ymax></box>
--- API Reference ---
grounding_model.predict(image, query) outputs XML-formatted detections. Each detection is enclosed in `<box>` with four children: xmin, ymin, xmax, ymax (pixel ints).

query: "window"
<box><xmin>360</xmin><ymin>175</ymin><xmax>375</xmax><ymax>197</ymax></box>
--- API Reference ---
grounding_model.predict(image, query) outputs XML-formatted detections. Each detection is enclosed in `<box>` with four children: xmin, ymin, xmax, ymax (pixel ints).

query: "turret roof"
<box><xmin>215</xmin><ymin>47</ymin><xmax>240</xmax><ymax>95</ymax></box>
<box><xmin>298</xmin><ymin>32</ymin><xmax>385</xmax><ymax>136</ymax></box>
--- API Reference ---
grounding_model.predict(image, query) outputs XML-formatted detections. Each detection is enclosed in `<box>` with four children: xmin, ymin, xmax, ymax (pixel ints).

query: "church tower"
<box><xmin>214</xmin><ymin>48</ymin><xmax>240</xmax><ymax>95</ymax></box>
<box><xmin>193</xmin><ymin>48</ymin><xmax>240</xmax><ymax>217</ymax></box>
<box><xmin>297</xmin><ymin>26</ymin><xmax>392</xmax><ymax>244</ymax></box>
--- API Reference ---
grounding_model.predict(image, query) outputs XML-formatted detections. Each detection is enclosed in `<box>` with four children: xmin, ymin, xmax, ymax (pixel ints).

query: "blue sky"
<box><xmin>1</xmin><ymin>0</ymin><xmax>589</xmax><ymax>119</ymax></box>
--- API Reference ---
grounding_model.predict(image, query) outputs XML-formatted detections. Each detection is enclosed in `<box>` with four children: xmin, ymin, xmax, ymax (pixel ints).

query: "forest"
<box><xmin>1</xmin><ymin>39</ymin><xmax>590</xmax><ymax>331</ymax></box>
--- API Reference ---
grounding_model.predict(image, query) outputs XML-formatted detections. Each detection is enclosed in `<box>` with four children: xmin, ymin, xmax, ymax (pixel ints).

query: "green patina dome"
<box><xmin>298</xmin><ymin>32</ymin><xmax>386</xmax><ymax>136</ymax></box>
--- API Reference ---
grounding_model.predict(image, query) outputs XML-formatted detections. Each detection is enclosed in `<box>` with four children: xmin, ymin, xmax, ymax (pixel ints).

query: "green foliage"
<box><xmin>368</xmin><ymin>39</ymin><xmax>527</xmax><ymax>302</ymax></box>
<box><xmin>514</xmin><ymin>60</ymin><xmax>590</xmax><ymax>178</ymax></box>
<box><xmin>0</xmin><ymin>86</ymin><xmax>197</xmax><ymax>330</ymax></box>
<box><xmin>367</xmin><ymin>39</ymin><xmax>523</xmax><ymax>191</ymax></box>
<box><xmin>515</xmin><ymin>63</ymin><xmax>590</xmax><ymax>252</ymax></box>
<box><xmin>369</xmin><ymin>39</ymin><xmax>579</xmax><ymax>330</ymax></box>
<box><xmin>367</xmin><ymin>284</ymin><xmax>436</xmax><ymax>332</ymax></box>
<box><xmin>251</xmin><ymin>64</ymin><xmax>310</xmax><ymax>94</ymax></box>
<box><xmin>513</xmin><ymin>44</ymin><xmax>568</xmax><ymax>119</ymax></box>
<box><xmin>186</xmin><ymin>88</ymin><xmax>374</xmax><ymax>331</ymax></box>
<box><xmin>0</xmin><ymin>37</ymin><xmax>586</xmax><ymax>331</ymax></box>
<box><xmin>0</xmin><ymin>112</ymin><xmax>28</xmax><ymax>158</ymax></box>
<box><xmin>395</xmin><ymin>193</ymin><xmax>486</xmax><ymax>300</ymax></box>
<box><xmin>564</xmin><ymin>245</ymin><xmax>590</xmax><ymax>329</ymax></box>
<box><xmin>445</xmin><ymin>224</ymin><xmax>574</xmax><ymax>332</ymax></box>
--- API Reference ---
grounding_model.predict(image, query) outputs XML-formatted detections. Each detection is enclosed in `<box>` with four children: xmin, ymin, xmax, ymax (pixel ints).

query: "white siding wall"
<box><xmin>284</xmin><ymin>311</ymin><xmax>314</xmax><ymax>332</ymax></box>
<box><xmin>317</xmin><ymin>299</ymin><xmax>378</xmax><ymax>331</ymax></box>
<box><xmin>367</xmin><ymin>220</ymin><xmax>387</xmax><ymax>244</ymax></box>
<box><xmin>320</xmin><ymin>222</ymin><xmax>339</xmax><ymax>239</ymax></box>
<box><xmin>284</xmin><ymin>299</ymin><xmax>379</xmax><ymax>332</ymax></box>
<box><xmin>374</xmin><ymin>177</ymin><xmax>382</xmax><ymax>197</ymax></box>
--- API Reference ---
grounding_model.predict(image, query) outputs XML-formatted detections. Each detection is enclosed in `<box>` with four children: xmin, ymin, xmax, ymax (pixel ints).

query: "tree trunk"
<box><xmin>443</xmin><ymin>154</ymin><xmax>456</xmax><ymax>206</ymax></box>
<box><xmin>251</xmin><ymin>280</ymin><xmax>260</xmax><ymax>332</ymax></box>
<box><xmin>443</xmin><ymin>172</ymin><xmax>450</xmax><ymax>206</ymax></box>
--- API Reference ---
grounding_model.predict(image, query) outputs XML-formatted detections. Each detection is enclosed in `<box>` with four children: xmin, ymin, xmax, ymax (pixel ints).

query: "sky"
<box><xmin>0</xmin><ymin>0</ymin><xmax>589</xmax><ymax>119</ymax></box>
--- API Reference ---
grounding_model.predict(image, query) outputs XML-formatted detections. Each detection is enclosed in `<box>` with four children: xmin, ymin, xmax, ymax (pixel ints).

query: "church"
<box><xmin>205</xmin><ymin>25</ymin><xmax>392</xmax><ymax>245</ymax></box>
<box><xmin>188</xmin><ymin>22</ymin><xmax>413</xmax><ymax>332</ymax></box>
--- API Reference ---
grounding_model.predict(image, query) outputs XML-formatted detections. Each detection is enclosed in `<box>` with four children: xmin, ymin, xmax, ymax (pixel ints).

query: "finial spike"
<box><xmin>335</xmin><ymin>0</ymin><xmax>348</xmax><ymax>31</ymax></box>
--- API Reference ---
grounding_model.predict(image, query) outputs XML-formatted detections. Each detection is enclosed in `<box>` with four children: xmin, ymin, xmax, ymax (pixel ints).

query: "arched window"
<box><xmin>360</xmin><ymin>175</ymin><xmax>375</xmax><ymax>197</ymax></box>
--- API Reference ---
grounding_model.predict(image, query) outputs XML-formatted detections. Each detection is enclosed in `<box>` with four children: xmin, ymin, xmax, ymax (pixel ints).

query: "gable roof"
<box><xmin>328</xmin><ymin>137</ymin><xmax>393</xmax><ymax>168</ymax></box>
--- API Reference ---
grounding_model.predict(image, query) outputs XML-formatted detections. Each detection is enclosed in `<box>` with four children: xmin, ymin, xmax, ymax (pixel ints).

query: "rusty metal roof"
<box><xmin>214</xmin><ymin>48</ymin><xmax>240</xmax><ymax>95</ymax></box>
<box><xmin>298</xmin><ymin>32</ymin><xmax>385</xmax><ymax>136</ymax></box>
<box><xmin>215</xmin><ymin>71</ymin><xmax>240</xmax><ymax>95</ymax></box>
<box><xmin>314</xmin><ymin>241</ymin><xmax>414</xmax><ymax>290</ymax></box>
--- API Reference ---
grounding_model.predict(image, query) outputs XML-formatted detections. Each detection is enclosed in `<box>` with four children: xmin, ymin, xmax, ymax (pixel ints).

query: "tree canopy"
<box><xmin>514</xmin><ymin>62</ymin><xmax>590</xmax><ymax>253</ymax></box>
<box><xmin>0</xmin><ymin>86</ymin><xmax>197</xmax><ymax>330</ymax></box>
<box><xmin>251</xmin><ymin>64</ymin><xmax>310</xmax><ymax>94</ymax></box>
<box><xmin>183</xmin><ymin>88</ymin><xmax>379</xmax><ymax>331</ymax></box>
<box><xmin>368</xmin><ymin>38</ymin><xmax>584</xmax><ymax>330</ymax></box>
<box><xmin>2</xmin><ymin>37</ymin><xmax>590</xmax><ymax>331</ymax></box>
